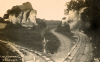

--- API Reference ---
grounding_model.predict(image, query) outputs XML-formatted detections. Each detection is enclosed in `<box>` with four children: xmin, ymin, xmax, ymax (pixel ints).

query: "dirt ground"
<box><xmin>50</xmin><ymin>29</ymin><xmax>73</xmax><ymax>62</ymax></box>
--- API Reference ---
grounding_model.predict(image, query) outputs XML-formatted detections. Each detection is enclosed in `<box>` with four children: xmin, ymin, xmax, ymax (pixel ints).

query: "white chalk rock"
<box><xmin>21</xmin><ymin>10</ymin><xmax>30</xmax><ymax>23</ymax></box>
<box><xmin>27</xmin><ymin>10</ymin><xmax>38</xmax><ymax>25</ymax></box>
<box><xmin>9</xmin><ymin>14</ymin><xmax>17</xmax><ymax>24</ymax></box>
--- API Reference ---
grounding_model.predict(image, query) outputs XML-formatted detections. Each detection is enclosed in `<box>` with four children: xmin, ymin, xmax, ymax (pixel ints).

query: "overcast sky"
<box><xmin>0</xmin><ymin>0</ymin><xmax>70</xmax><ymax>20</ymax></box>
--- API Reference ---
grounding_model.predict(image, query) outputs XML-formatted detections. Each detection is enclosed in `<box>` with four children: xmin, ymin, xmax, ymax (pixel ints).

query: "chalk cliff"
<box><xmin>8</xmin><ymin>2</ymin><xmax>38</xmax><ymax>27</ymax></box>
<box><xmin>62</xmin><ymin>7</ymin><xmax>86</xmax><ymax>30</ymax></box>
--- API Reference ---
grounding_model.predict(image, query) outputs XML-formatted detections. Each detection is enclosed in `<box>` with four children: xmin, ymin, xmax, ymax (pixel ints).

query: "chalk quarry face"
<box><xmin>9</xmin><ymin>9</ymin><xmax>37</xmax><ymax>27</ymax></box>
<box><xmin>62</xmin><ymin>7</ymin><xmax>87</xmax><ymax>30</ymax></box>
<box><xmin>8</xmin><ymin>2</ymin><xmax>38</xmax><ymax>27</ymax></box>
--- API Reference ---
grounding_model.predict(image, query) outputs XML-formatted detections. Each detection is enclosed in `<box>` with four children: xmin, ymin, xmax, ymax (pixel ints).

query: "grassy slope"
<box><xmin>0</xmin><ymin>18</ymin><xmax>47</xmax><ymax>52</ymax></box>
<box><xmin>0</xmin><ymin>20</ymin><xmax>61</xmax><ymax>54</ymax></box>
<box><xmin>44</xmin><ymin>21</ymin><xmax>61</xmax><ymax>54</ymax></box>
<box><xmin>0</xmin><ymin>28</ymin><xmax>44</xmax><ymax>52</ymax></box>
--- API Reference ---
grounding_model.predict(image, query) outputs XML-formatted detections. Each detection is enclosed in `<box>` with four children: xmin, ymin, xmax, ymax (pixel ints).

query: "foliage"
<box><xmin>44</xmin><ymin>20</ymin><xmax>61</xmax><ymax>26</ymax></box>
<box><xmin>6</xmin><ymin>6</ymin><xmax>21</xmax><ymax>17</ymax></box>
<box><xmin>0</xmin><ymin>17</ymin><xmax>5</xmax><ymax>23</ymax></box>
<box><xmin>81</xmin><ymin>1</ymin><xmax>100</xmax><ymax>59</ymax></box>
<box><xmin>31</xmin><ymin>18</ymin><xmax>47</xmax><ymax>30</ymax></box>
<box><xmin>0</xmin><ymin>17</ymin><xmax>10</xmax><ymax>23</ymax></box>
<box><xmin>1</xmin><ymin>17</ymin><xmax>47</xmax><ymax>52</ymax></box>
<box><xmin>44</xmin><ymin>26</ymin><xmax>60</xmax><ymax>54</ymax></box>
<box><xmin>66</xmin><ymin>0</ymin><xmax>100</xmax><ymax>30</ymax></box>
<box><xmin>56</xmin><ymin>22</ymin><xmax>74</xmax><ymax>40</ymax></box>
<box><xmin>66</xmin><ymin>0</ymin><xmax>85</xmax><ymax>11</ymax></box>
<box><xmin>4</xmin><ymin>22</ymin><xmax>22</xmax><ymax>30</ymax></box>
<box><xmin>42</xmin><ymin>20</ymin><xmax>61</xmax><ymax>54</ymax></box>
<box><xmin>0</xmin><ymin>28</ymin><xmax>44</xmax><ymax>52</ymax></box>
<box><xmin>66</xmin><ymin>0</ymin><xmax>100</xmax><ymax>60</ymax></box>
<box><xmin>45</xmin><ymin>32</ymin><xmax>60</xmax><ymax>54</ymax></box>
<box><xmin>3</xmin><ymin>14</ymin><xmax>9</xmax><ymax>19</ymax></box>
<box><xmin>36</xmin><ymin>18</ymin><xmax>47</xmax><ymax>28</ymax></box>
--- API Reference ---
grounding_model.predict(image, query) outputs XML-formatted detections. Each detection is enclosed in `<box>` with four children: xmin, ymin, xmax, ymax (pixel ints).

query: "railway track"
<box><xmin>0</xmin><ymin>31</ymin><xmax>92</xmax><ymax>62</ymax></box>
<box><xmin>14</xmin><ymin>44</ymin><xmax>55</xmax><ymax>62</ymax></box>
<box><xmin>0</xmin><ymin>40</ymin><xmax>54</xmax><ymax>62</ymax></box>
<box><xmin>63</xmin><ymin>32</ymin><xmax>92</xmax><ymax>62</ymax></box>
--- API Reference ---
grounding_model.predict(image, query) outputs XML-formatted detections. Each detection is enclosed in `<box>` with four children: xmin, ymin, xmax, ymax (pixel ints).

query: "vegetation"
<box><xmin>66</xmin><ymin>0</ymin><xmax>100</xmax><ymax>61</ymax></box>
<box><xmin>0</xmin><ymin>19</ymin><xmax>61</xmax><ymax>53</ymax></box>
<box><xmin>5</xmin><ymin>22</ymin><xmax>22</xmax><ymax>30</ymax></box>
<box><xmin>36</xmin><ymin>18</ymin><xmax>47</xmax><ymax>28</ymax></box>
<box><xmin>0</xmin><ymin>28</ymin><xmax>44</xmax><ymax>52</ymax></box>
<box><xmin>3</xmin><ymin>14</ymin><xmax>9</xmax><ymax>19</ymax></box>
<box><xmin>7</xmin><ymin>6</ymin><xmax>21</xmax><ymax>17</ymax></box>
<box><xmin>44</xmin><ymin>20</ymin><xmax>61</xmax><ymax>26</ymax></box>
<box><xmin>44</xmin><ymin>24</ymin><xmax>60</xmax><ymax>54</ymax></box>
<box><xmin>0</xmin><ymin>2</ymin><xmax>47</xmax><ymax>52</ymax></box>
<box><xmin>0</xmin><ymin>18</ymin><xmax>47</xmax><ymax>52</ymax></box>
<box><xmin>0</xmin><ymin>42</ymin><xmax>22</xmax><ymax>62</ymax></box>
<box><xmin>0</xmin><ymin>17</ymin><xmax>6</xmax><ymax>23</ymax></box>
<box><xmin>56</xmin><ymin>22</ymin><xmax>74</xmax><ymax>40</ymax></box>
<box><xmin>66</xmin><ymin>0</ymin><xmax>85</xmax><ymax>11</ymax></box>
<box><xmin>3</xmin><ymin>6</ymin><xmax>21</xmax><ymax>20</ymax></box>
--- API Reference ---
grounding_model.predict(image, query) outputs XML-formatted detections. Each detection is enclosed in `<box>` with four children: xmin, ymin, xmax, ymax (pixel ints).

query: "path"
<box><xmin>50</xmin><ymin>29</ymin><xmax>72</xmax><ymax>62</ymax></box>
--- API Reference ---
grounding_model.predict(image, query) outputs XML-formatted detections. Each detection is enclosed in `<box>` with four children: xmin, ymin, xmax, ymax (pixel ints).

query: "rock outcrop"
<box><xmin>62</xmin><ymin>7</ymin><xmax>87</xmax><ymax>30</ymax></box>
<box><xmin>8</xmin><ymin>2</ymin><xmax>37</xmax><ymax>27</ymax></box>
<box><xmin>27</xmin><ymin>10</ymin><xmax>37</xmax><ymax>24</ymax></box>
<box><xmin>19</xmin><ymin>2</ymin><xmax>33</xmax><ymax>11</ymax></box>
<box><xmin>21</xmin><ymin>10</ymin><xmax>30</xmax><ymax>23</ymax></box>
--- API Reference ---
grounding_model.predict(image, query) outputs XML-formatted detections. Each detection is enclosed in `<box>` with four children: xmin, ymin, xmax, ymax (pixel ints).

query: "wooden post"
<box><xmin>43</xmin><ymin>37</ymin><xmax>46</xmax><ymax>53</ymax></box>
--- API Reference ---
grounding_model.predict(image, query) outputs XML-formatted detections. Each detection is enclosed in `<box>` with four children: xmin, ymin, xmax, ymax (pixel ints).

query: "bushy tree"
<box><xmin>56</xmin><ymin>22</ymin><xmax>74</xmax><ymax>39</ymax></box>
<box><xmin>66</xmin><ymin>0</ymin><xmax>85</xmax><ymax>11</ymax></box>
<box><xmin>31</xmin><ymin>18</ymin><xmax>47</xmax><ymax>30</ymax></box>
<box><xmin>0</xmin><ymin>17</ymin><xmax>5</xmax><ymax>23</ymax></box>
<box><xmin>66</xmin><ymin>0</ymin><xmax>100</xmax><ymax>30</ymax></box>
<box><xmin>36</xmin><ymin>18</ymin><xmax>47</xmax><ymax>28</ymax></box>
<box><xmin>66</xmin><ymin>0</ymin><xmax>100</xmax><ymax>60</ymax></box>
<box><xmin>3</xmin><ymin>14</ymin><xmax>9</xmax><ymax>19</ymax></box>
<box><xmin>6</xmin><ymin>6</ymin><xmax>21</xmax><ymax>17</ymax></box>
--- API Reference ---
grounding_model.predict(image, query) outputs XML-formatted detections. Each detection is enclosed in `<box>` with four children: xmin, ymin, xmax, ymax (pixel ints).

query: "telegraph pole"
<box><xmin>43</xmin><ymin>37</ymin><xmax>46</xmax><ymax>53</ymax></box>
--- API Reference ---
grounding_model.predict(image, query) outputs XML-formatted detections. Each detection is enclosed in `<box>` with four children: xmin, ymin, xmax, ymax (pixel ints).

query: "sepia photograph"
<box><xmin>0</xmin><ymin>0</ymin><xmax>99</xmax><ymax>62</ymax></box>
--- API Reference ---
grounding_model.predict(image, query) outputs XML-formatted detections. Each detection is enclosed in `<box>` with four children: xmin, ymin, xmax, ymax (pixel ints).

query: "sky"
<box><xmin>0</xmin><ymin>0</ymin><xmax>71</xmax><ymax>20</ymax></box>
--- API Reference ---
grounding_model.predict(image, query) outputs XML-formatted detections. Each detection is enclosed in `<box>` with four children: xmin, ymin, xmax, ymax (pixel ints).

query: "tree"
<box><xmin>3</xmin><ymin>14</ymin><xmax>9</xmax><ymax>19</ymax></box>
<box><xmin>66</xmin><ymin>0</ymin><xmax>100</xmax><ymax>60</ymax></box>
<box><xmin>36</xmin><ymin>18</ymin><xmax>47</xmax><ymax>28</ymax></box>
<box><xmin>66</xmin><ymin>0</ymin><xmax>85</xmax><ymax>11</ymax></box>
<box><xmin>66</xmin><ymin>0</ymin><xmax>100</xmax><ymax>30</ymax></box>
<box><xmin>6</xmin><ymin>6</ymin><xmax>21</xmax><ymax>17</ymax></box>
<box><xmin>0</xmin><ymin>17</ymin><xmax>5</xmax><ymax>23</ymax></box>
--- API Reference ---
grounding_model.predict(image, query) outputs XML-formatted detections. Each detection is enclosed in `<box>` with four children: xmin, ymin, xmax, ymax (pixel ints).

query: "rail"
<box><xmin>63</xmin><ymin>32</ymin><xmax>89</xmax><ymax>62</ymax></box>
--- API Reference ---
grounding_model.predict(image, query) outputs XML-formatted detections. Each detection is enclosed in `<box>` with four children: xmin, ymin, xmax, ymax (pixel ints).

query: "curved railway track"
<box><xmin>14</xmin><ymin>44</ymin><xmax>55</xmax><ymax>62</ymax></box>
<box><xmin>0</xmin><ymin>40</ymin><xmax>54</xmax><ymax>62</ymax></box>
<box><xmin>63</xmin><ymin>32</ymin><xmax>92</xmax><ymax>62</ymax></box>
<box><xmin>0</xmin><ymin>31</ymin><xmax>92</xmax><ymax>62</ymax></box>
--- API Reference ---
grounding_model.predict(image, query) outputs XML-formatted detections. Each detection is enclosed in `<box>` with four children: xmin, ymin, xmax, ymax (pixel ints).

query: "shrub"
<box><xmin>56</xmin><ymin>23</ymin><xmax>74</xmax><ymax>40</ymax></box>
<box><xmin>44</xmin><ymin>26</ymin><xmax>60</xmax><ymax>54</ymax></box>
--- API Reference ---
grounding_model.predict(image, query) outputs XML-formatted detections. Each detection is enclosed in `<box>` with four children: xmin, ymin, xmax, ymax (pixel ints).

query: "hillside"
<box><xmin>0</xmin><ymin>2</ymin><xmax>47</xmax><ymax>52</ymax></box>
<box><xmin>0</xmin><ymin>18</ymin><xmax>47</xmax><ymax>52</ymax></box>
<box><xmin>64</xmin><ymin>0</ymin><xmax>100</xmax><ymax>62</ymax></box>
<box><xmin>3</xmin><ymin>2</ymin><xmax>37</xmax><ymax>27</ymax></box>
